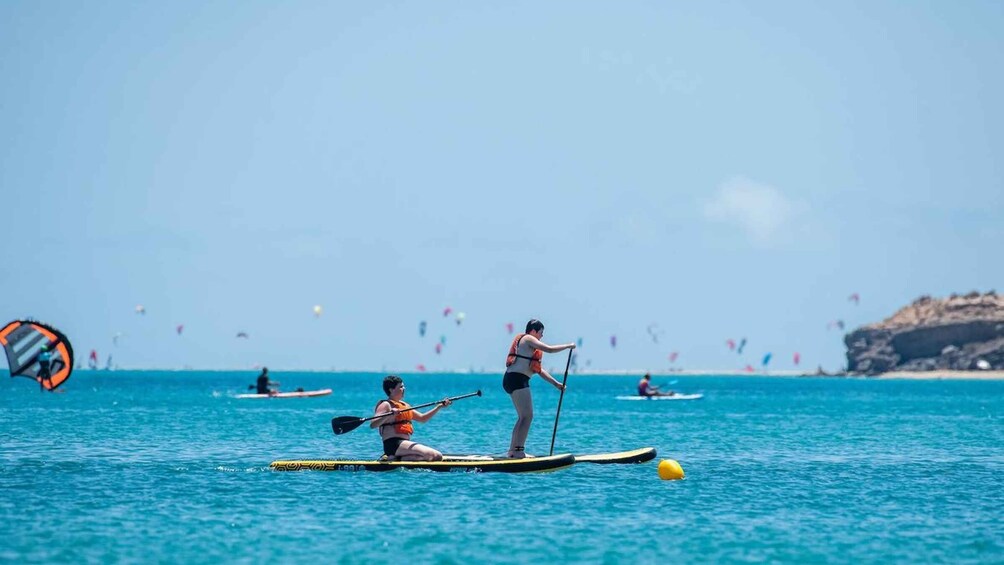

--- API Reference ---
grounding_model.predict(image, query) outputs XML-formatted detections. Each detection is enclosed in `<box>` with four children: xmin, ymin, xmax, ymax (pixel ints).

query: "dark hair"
<box><xmin>383</xmin><ymin>375</ymin><xmax>403</xmax><ymax>396</ymax></box>
<box><xmin>525</xmin><ymin>319</ymin><xmax>545</xmax><ymax>333</ymax></box>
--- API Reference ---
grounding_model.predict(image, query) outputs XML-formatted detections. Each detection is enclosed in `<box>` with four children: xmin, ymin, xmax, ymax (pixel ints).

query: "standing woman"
<box><xmin>503</xmin><ymin>319</ymin><xmax>576</xmax><ymax>458</ymax></box>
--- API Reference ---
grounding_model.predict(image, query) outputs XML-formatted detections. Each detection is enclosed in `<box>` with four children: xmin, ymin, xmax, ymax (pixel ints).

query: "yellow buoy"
<box><xmin>658</xmin><ymin>459</ymin><xmax>685</xmax><ymax>480</ymax></box>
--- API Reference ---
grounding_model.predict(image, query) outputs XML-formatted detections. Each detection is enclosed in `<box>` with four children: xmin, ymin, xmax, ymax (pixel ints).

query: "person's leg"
<box><xmin>395</xmin><ymin>441</ymin><xmax>443</xmax><ymax>461</ymax></box>
<box><xmin>507</xmin><ymin>388</ymin><xmax>534</xmax><ymax>458</ymax></box>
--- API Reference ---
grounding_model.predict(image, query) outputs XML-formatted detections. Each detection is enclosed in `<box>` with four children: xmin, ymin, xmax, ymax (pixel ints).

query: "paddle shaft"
<box><xmin>331</xmin><ymin>390</ymin><xmax>482</xmax><ymax>435</ymax></box>
<box><xmin>368</xmin><ymin>391</ymin><xmax>481</xmax><ymax>422</ymax></box>
<box><xmin>548</xmin><ymin>349</ymin><xmax>573</xmax><ymax>456</ymax></box>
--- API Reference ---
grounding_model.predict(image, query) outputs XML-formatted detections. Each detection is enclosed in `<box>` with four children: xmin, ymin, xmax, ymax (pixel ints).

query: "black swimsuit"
<box><xmin>383</xmin><ymin>437</ymin><xmax>407</xmax><ymax>457</ymax></box>
<box><xmin>503</xmin><ymin>371</ymin><xmax>531</xmax><ymax>394</ymax></box>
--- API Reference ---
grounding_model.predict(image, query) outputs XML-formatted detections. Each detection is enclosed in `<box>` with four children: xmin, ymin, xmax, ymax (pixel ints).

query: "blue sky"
<box><xmin>2</xmin><ymin>1</ymin><xmax>1002</xmax><ymax>372</ymax></box>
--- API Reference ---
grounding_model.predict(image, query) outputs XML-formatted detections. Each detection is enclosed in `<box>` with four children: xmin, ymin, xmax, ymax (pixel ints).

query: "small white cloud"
<box><xmin>703</xmin><ymin>177</ymin><xmax>804</xmax><ymax>244</ymax></box>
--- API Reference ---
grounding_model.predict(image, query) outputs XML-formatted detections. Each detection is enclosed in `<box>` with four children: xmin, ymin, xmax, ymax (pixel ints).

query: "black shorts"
<box><xmin>503</xmin><ymin>371</ymin><xmax>531</xmax><ymax>394</ymax></box>
<box><xmin>383</xmin><ymin>437</ymin><xmax>407</xmax><ymax>457</ymax></box>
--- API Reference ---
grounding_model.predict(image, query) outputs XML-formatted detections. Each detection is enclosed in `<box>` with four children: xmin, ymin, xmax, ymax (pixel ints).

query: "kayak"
<box><xmin>270</xmin><ymin>453</ymin><xmax>575</xmax><ymax>473</ymax></box>
<box><xmin>615</xmin><ymin>394</ymin><xmax>703</xmax><ymax>401</ymax></box>
<box><xmin>236</xmin><ymin>388</ymin><xmax>332</xmax><ymax>399</ymax></box>
<box><xmin>574</xmin><ymin>447</ymin><xmax>657</xmax><ymax>464</ymax></box>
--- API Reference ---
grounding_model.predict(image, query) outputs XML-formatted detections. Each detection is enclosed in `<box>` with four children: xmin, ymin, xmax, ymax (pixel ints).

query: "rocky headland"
<box><xmin>845</xmin><ymin>291</ymin><xmax>1004</xmax><ymax>375</ymax></box>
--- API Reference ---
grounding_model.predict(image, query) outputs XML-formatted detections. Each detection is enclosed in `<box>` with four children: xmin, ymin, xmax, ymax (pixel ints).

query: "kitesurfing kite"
<box><xmin>793</xmin><ymin>352</ymin><xmax>801</xmax><ymax>365</ymax></box>
<box><xmin>827</xmin><ymin>320</ymin><xmax>845</xmax><ymax>330</ymax></box>
<box><xmin>1</xmin><ymin>320</ymin><xmax>74</xmax><ymax>391</ymax></box>
<box><xmin>442</xmin><ymin>307</ymin><xmax>452</xmax><ymax>317</ymax></box>
<box><xmin>849</xmin><ymin>293</ymin><xmax>860</xmax><ymax>305</ymax></box>
<box><xmin>646</xmin><ymin>324</ymin><xmax>662</xmax><ymax>344</ymax></box>
<box><xmin>726</xmin><ymin>339</ymin><xmax>736</xmax><ymax>351</ymax></box>
<box><xmin>176</xmin><ymin>324</ymin><xmax>184</xmax><ymax>336</ymax></box>
<box><xmin>236</xmin><ymin>332</ymin><xmax>249</xmax><ymax>339</ymax></box>
<box><xmin>435</xmin><ymin>343</ymin><xmax>443</xmax><ymax>355</ymax></box>
<box><xmin>610</xmin><ymin>335</ymin><xmax>617</xmax><ymax>348</ymax></box>
<box><xmin>506</xmin><ymin>322</ymin><xmax>514</xmax><ymax>334</ymax></box>
<box><xmin>762</xmin><ymin>353</ymin><xmax>772</xmax><ymax>367</ymax></box>
<box><xmin>668</xmin><ymin>351</ymin><xmax>679</xmax><ymax>363</ymax></box>
<box><xmin>88</xmin><ymin>350</ymin><xmax>98</xmax><ymax>369</ymax></box>
<box><xmin>419</xmin><ymin>321</ymin><xmax>427</xmax><ymax>337</ymax></box>
<box><xmin>440</xmin><ymin>335</ymin><xmax>447</xmax><ymax>345</ymax></box>
<box><xmin>313</xmin><ymin>305</ymin><xmax>323</xmax><ymax>317</ymax></box>
<box><xmin>135</xmin><ymin>305</ymin><xmax>146</xmax><ymax>315</ymax></box>
<box><xmin>455</xmin><ymin>312</ymin><xmax>466</xmax><ymax>326</ymax></box>
<box><xmin>112</xmin><ymin>332</ymin><xmax>123</xmax><ymax>346</ymax></box>
<box><xmin>416</xmin><ymin>364</ymin><xmax>427</xmax><ymax>372</ymax></box>
<box><xmin>577</xmin><ymin>337</ymin><xmax>583</xmax><ymax>348</ymax></box>
<box><xmin>737</xmin><ymin>338</ymin><xmax>747</xmax><ymax>354</ymax></box>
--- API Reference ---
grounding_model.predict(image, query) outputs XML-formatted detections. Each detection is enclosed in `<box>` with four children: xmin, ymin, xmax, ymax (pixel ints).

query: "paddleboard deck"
<box><xmin>270</xmin><ymin>453</ymin><xmax>575</xmax><ymax>473</ymax></box>
<box><xmin>237</xmin><ymin>388</ymin><xmax>332</xmax><ymax>399</ymax></box>
<box><xmin>443</xmin><ymin>448</ymin><xmax>658</xmax><ymax>464</ymax></box>
<box><xmin>574</xmin><ymin>447</ymin><xmax>657</xmax><ymax>464</ymax></box>
<box><xmin>616</xmin><ymin>394</ymin><xmax>703</xmax><ymax>401</ymax></box>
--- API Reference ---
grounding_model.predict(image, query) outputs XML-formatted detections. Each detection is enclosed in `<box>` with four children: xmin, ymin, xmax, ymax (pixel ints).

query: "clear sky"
<box><xmin>2</xmin><ymin>1</ymin><xmax>1002</xmax><ymax>372</ymax></box>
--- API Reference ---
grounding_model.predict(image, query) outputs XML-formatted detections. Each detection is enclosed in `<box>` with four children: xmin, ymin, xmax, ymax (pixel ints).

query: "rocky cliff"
<box><xmin>845</xmin><ymin>291</ymin><xmax>1004</xmax><ymax>374</ymax></box>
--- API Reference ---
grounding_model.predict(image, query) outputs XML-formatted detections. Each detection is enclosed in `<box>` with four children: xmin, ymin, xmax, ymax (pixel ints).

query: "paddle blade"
<box><xmin>331</xmin><ymin>416</ymin><xmax>365</xmax><ymax>435</ymax></box>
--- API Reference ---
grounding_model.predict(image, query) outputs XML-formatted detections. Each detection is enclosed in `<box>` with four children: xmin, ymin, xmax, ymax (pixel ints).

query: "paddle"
<box><xmin>330</xmin><ymin>390</ymin><xmax>482</xmax><ymax>435</ymax></box>
<box><xmin>548</xmin><ymin>350</ymin><xmax>573</xmax><ymax>456</ymax></box>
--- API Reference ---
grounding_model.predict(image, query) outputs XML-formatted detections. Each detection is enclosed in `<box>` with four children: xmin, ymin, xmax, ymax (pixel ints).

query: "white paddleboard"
<box><xmin>237</xmin><ymin>388</ymin><xmax>332</xmax><ymax>399</ymax></box>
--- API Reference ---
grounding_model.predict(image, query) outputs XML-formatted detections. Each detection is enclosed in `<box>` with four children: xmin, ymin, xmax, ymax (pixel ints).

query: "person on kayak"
<box><xmin>371</xmin><ymin>375</ymin><xmax>453</xmax><ymax>461</ymax></box>
<box><xmin>254</xmin><ymin>367</ymin><xmax>279</xmax><ymax>395</ymax></box>
<box><xmin>503</xmin><ymin>319</ymin><xmax>576</xmax><ymax>458</ymax></box>
<box><xmin>638</xmin><ymin>373</ymin><xmax>675</xmax><ymax>397</ymax></box>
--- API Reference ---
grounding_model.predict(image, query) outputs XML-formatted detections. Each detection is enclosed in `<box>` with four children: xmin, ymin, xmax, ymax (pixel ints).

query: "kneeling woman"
<box><xmin>371</xmin><ymin>375</ymin><xmax>452</xmax><ymax>461</ymax></box>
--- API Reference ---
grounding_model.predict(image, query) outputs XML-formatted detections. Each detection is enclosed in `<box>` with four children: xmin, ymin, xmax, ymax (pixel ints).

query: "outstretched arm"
<box><xmin>523</xmin><ymin>335</ymin><xmax>577</xmax><ymax>354</ymax></box>
<box><xmin>412</xmin><ymin>398</ymin><xmax>452</xmax><ymax>423</ymax></box>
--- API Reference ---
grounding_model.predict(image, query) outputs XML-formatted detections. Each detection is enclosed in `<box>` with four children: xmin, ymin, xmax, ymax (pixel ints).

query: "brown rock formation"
<box><xmin>845</xmin><ymin>291</ymin><xmax>1004</xmax><ymax>374</ymax></box>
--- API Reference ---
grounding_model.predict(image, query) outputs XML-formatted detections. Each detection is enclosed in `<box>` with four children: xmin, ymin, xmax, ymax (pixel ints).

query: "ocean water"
<box><xmin>1</xmin><ymin>370</ymin><xmax>1002</xmax><ymax>564</ymax></box>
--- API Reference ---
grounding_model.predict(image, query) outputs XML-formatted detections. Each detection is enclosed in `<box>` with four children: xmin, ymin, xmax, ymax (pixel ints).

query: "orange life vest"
<box><xmin>376</xmin><ymin>398</ymin><xmax>414</xmax><ymax>435</ymax></box>
<box><xmin>506</xmin><ymin>333</ymin><xmax>542</xmax><ymax>374</ymax></box>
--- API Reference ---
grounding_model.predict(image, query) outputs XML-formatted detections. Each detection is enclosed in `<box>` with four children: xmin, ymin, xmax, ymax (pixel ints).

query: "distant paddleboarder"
<box><xmin>638</xmin><ymin>373</ymin><xmax>675</xmax><ymax>397</ymax></box>
<box><xmin>253</xmin><ymin>367</ymin><xmax>279</xmax><ymax>395</ymax></box>
<box><xmin>371</xmin><ymin>375</ymin><xmax>452</xmax><ymax>461</ymax></box>
<box><xmin>503</xmin><ymin>319</ymin><xmax>576</xmax><ymax>458</ymax></box>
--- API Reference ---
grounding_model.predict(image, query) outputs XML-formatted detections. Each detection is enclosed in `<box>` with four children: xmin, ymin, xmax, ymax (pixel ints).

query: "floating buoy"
<box><xmin>658</xmin><ymin>459</ymin><xmax>685</xmax><ymax>480</ymax></box>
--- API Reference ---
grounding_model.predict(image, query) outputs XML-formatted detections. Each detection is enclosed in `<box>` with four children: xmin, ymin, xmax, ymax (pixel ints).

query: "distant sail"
<box><xmin>0</xmin><ymin>320</ymin><xmax>74</xmax><ymax>391</ymax></box>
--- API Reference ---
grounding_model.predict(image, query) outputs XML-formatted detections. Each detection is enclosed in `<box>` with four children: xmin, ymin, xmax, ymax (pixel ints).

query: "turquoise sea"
<box><xmin>1</xmin><ymin>370</ymin><xmax>1002</xmax><ymax>563</ymax></box>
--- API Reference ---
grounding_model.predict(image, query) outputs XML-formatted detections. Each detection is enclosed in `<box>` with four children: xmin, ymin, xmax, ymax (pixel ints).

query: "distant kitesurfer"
<box><xmin>502</xmin><ymin>319</ymin><xmax>576</xmax><ymax>458</ymax></box>
<box><xmin>371</xmin><ymin>375</ymin><xmax>452</xmax><ymax>461</ymax></box>
<box><xmin>253</xmin><ymin>367</ymin><xmax>279</xmax><ymax>395</ymax></box>
<box><xmin>37</xmin><ymin>344</ymin><xmax>53</xmax><ymax>392</ymax></box>
<box><xmin>638</xmin><ymin>373</ymin><xmax>674</xmax><ymax>397</ymax></box>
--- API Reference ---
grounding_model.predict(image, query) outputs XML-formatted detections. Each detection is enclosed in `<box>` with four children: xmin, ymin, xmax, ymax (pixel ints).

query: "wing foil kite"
<box><xmin>1</xmin><ymin>320</ymin><xmax>74</xmax><ymax>391</ymax></box>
